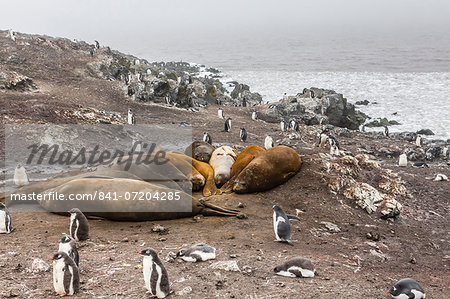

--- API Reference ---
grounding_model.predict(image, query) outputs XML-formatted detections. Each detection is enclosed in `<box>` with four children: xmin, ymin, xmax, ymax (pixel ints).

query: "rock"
<box><xmin>152</xmin><ymin>224</ymin><xmax>166</xmax><ymax>233</ymax></box>
<box><xmin>31</xmin><ymin>258</ymin><xmax>50</xmax><ymax>273</ymax></box>
<box><xmin>355</xmin><ymin>100</ymin><xmax>370</xmax><ymax>105</ymax></box>
<box><xmin>393</xmin><ymin>132</ymin><xmax>417</xmax><ymax>142</ymax></box>
<box><xmin>320</xmin><ymin>221</ymin><xmax>341</xmax><ymax>233</ymax></box>
<box><xmin>236</xmin><ymin>213</ymin><xmax>248</xmax><ymax>219</ymax></box>
<box><xmin>379</xmin><ymin>197</ymin><xmax>402</xmax><ymax>219</ymax></box>
<box><xmin>366</xmin><ymin>118</ymin><xmax>400</xmax><ymax>127</ymax></box>
<box><xmin>416</xmin><ymin>129</ymin><xmax>434</xmax><ymax>135</ymax></box>
<box><xmin>0</xmin><ymin>71</ymin><xmax>37</xmax><ymax>91</ymax></box>
<box><xmin>425</xmin><ymin>145</ymin><xmax>441</xmax><ymax>161</ymax></box>
<box><xmin>237</xmin><ymin>202</ymin><xmax>245</xmax><ymax>208</ymax></box>
<box><xmin>344</xmin><ymin>182</ymin><xmax>384</xmax><ymax>214</ymax></box>
<box><xmin>210</xmin><ymin>261</ymin><xmax>240</xmax><ymax>272</ymax></box>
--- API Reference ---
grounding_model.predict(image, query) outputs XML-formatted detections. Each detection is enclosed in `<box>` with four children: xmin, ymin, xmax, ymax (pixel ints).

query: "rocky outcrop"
<box><xmin>258</xmin><ymin>88</ymin><xmax>366</xmax><ymax>130</ymax></box>
<box><xmin>0</xmin><ymin>70</ymin><xmax>37</xmax><ymax>91</ymax></box>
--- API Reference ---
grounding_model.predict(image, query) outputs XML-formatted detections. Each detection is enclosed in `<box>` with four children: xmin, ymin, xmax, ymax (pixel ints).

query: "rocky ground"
<box><xmin>1</xmin><ymin>31</ymin><xmax>449</xmax><ymax>298</ymax></box>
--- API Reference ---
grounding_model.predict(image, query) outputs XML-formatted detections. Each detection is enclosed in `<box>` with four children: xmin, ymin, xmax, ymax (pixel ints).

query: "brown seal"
<box><xmin>220</xmin><ymin>145</ymin><xmax>265</xmax><ymax>193</ymax></box>
<box><xmin>232</xmin><ymin>145</ymin><xmax>302</xmax><ymax>193</ymax></box>
<box><xmin>184</xmin><ymin>141</ymin><xmax>215</xmax><ymax>163</ymax></box>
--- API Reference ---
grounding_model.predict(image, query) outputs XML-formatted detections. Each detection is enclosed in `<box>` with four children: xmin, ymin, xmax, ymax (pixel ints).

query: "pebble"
<box><xmin>210</xmin><ymin>261</ymin><xmax>240</xmax><ymax>272</ymax></box>
<box><xmin>31</xmin><ymin>258</ymin><xmax>50</xmax><ymax>273</ymax></box>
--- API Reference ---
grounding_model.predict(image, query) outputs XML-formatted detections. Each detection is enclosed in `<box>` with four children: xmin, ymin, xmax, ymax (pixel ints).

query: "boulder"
<box><xmin>416</xmin><ymin>129</ymin><xmax>434</xmax><ymax>135</ymax></box>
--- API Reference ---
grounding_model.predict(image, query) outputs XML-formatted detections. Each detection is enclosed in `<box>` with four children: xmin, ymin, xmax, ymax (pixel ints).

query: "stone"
<box><xmin>31</xmin><ymin>258</ymin><xmax>50</xmax><ymax>273</ymax></box>
<box><xmin>379</xmin><ymin>197</ymin><xmax>402</xmax><ymax>219</ymax></box>
<box><xmin>210</xmin><ymin>261</ymin><xmax>240</xmax><ymax>272</ymax></box>
<box><xmin>320</xmin><ymin>221</ymin><xmax>341</xmax><ymax>233</ymax></box>
<box><xmin>416</xmin><ymin>129</ymin><xmax>434</xmax><ymax>135</ymax></box>
<box><xmin>343</xmin><ymin>182</ymin><xmax>384</xmax><ymax>214</ymax></box>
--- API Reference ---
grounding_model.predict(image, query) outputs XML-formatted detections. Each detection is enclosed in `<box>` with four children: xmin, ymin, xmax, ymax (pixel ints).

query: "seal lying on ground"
<box><xmin>220</xmin><ymin>145</ymin><xmax>265</xmax><ymax>193</ymax></box>
<box><xmin>184</xmin><ymin>141</ymin><xmax>215</xmax><ymax>163</ymax></box>
<box><xmin>209</xmin><ymin>146</ymin><xmax>238</xmax><ymax>188</ymax></box>
<box><xmin>232</xmin><ymin>145</ymin><xmax>302</xmax><ymax>193</ymax></box>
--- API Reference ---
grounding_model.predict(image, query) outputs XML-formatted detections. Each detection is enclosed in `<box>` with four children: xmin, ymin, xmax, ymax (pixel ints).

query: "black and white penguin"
<box><xmin>252</xmin><ymin>111</ymin><xmax>258</xmax><ymax>121</ymax></box>
<box><xmin>412</xmin><ymin>162</ymin><xmax>429</xmax><ymax>168</ymax></box>
<box><xmin>434</xmin><ymin>173</ymin><xmax>448</xmax><ymax>181</ymax></box>
<box><xmin>203</xmin><ymin>132</ymin><xmax>212</xmax><ymax>145</ymax></box>
<box><xmin>176</xmin><ymin>243</ymin><xmax>216</xmax><ymax>262</ymax></box>
<box><xmin>137</xmin><ymin>72</ymin><xmax>142</xmax><ymax>82</ymax></box>
<box><xmin>58</xmin><ymin>236</ymin><xmax>79</xmax><ymax>266</ymax></box>
<box><xmin>280</xmin><ymin>120</ymin><xmax>288</xmax><ymax>132</ymax></box>
<box><xmin>218</xmin><ymin>108</ymin><xmax>224</xmax><ymax>119</ymax></box>
<box><xmin>386</xmin><ymin>278</ymin><xmax>425</xmax><ymax>299</ymax></box>
<box><xmin>415</xmin><ymin>135</ymin><xmax>422</xmax><ymax>147</ymax></box>
<box><xmin>318</xmin><ymin>128</ymin><xmax>330</xmax><ymax>147</ymax></box>
<box><xmin>272</xmin><ymin>205</ymin><xmax>301</xmax><ymax>246</ymax></box>
<box><xmin>51</xmin><ymin>251</ymin><xmax>80</xmax><ymax>296</ymax></box>
<box><xmin>69</xmin><ymin>208</ymin><xmax>90</xmax><ymax>241</ymax></box>
<box><xmin>310</xmin><ymin>90</ymin><xmax>315</xmax><ymax>98</ymax></box>
<box><xmin>126</xmin><ymin>73</ymin><xmax>132</xmax><ymax>85</ymax></box>
<box><xmin>264</xmin><ymin>136</ymin><xmax>274</xmax><ymax>149</ymax></box>
<box><xmin>242</xmin><ymin>97</ymin><xmax>247</xmax><ymax>107</ymax></box>
<box><xmin>283</xmin><ymin>92</ymin><xmax>288</xmax><ymax>100</ymax></box>
<box><xmin>140</xmin><ymin>248</ymin><xmax>171</xmax><ymax>298</ymax></box>
<box><xmin>128</xmin><ymin>108</ymin><xmax>136</xmax><ymax>125</ymax></box>
<box><xmin>165</xmin><ymin>95</ymin><xmax>171</xmax><ymax>105</ymax></box>
<box><xmin>359</xmin><ymin>123</ymin><xmax>366</xmax><ymax>133</ymax></box>
<box><xmin>0</xmin><ymin>203</ymin><xmax>13</xmax><ymax>234</ymax></box>
<box><xmin>224</xmin><ymin>117</ymin><xmax>232</xmax><ymax>132</ymax></box>
<box><xmin>399</xmin><ymin>152</ymin><xmax>408</xmax><ymax>167</ymax></box>
<box><xmin>89</xmin><ymin>47</ymin><xmax>95</xmax><ymax>57</ymax></box>
<box><xmin>289</xmin><ymin>119</ymin><xmax>299</xmax><ymax>132</ymax></box>
<box><xmin>94</xmin><ymin>40</ymin><xmax>100</xmax><ymax>49</ymax></box>
<box><xmin>384</xmin><ymin>125</ymin><xmax>390</xmax><ymax>137</ymax></box>
<box><xmin>328</xmin><ymin>135</ymin><xmax>340</xmax><ymax>155</ymax></box>
<box><xmin>271</xmin><ymin>257</ymin><xmax>315</xmax><ymax>278</ymax></box>
<box><xmin>7</xmin><ymin>29</ymin><xmax>16</xmax><ymax>42</ymax></box>
<box><xmin>14</xmin><ymin>164</ymin><xmax>29</xmax><ymax>186</ymax></box>
<box><xmin>240</xmin><ymin>128</ymin><xmax>247</xmax><ymax>142</ymax></box>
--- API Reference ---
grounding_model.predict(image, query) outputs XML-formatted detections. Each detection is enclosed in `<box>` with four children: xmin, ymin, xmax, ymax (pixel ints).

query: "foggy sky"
<box><xmin>1</xmin><ymin>0</ymin><xmax>449</xmax><ymax>66</ymax></box>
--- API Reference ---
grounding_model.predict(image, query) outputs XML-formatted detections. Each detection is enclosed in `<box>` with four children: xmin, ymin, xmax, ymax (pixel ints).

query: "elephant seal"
<box><xmin>220</xmin><ymin>145</ymin><xmax>265</xmax><ymax>193</ymax></box>
<box><xmin>165</xmin><ymin>152</ymin><xmax>205</xmax><ymax>192</ymax></box>
<box><xmin>209</xmin><ymin>146</ymin><xmax>238</xmax><ymax>188</ymax></box>
<box><xmin>184</xmin><ymin>141</ymin><xmax>215</xmax><ymax>163</ymax></box>
<box><xmin>233</xmin><ymin>146</ymin><xmax>302</xmax><ymax>193</ymax></box>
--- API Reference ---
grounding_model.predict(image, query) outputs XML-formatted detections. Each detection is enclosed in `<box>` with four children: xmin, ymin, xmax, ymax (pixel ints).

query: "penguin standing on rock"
<box><xmin>51</xmin><ymin>251</ymin><xmax>80</xmax><ymax>296</ymax></box>
<box><xmin>69</xmin><ymin>208</ymin><xmax>90</xmax><ymax>241</ymax></box>
<box><xmin>318</xmin><ymin>128</ymin><xmax>330</xmax><ymax>147</ymax></box>
<box><xmin>89</xmin><ymin>47</ymin><xmax>95</xmax><ymax>57</ymax></box>
<box><xmin>386</xmin><ymin>278</ymin><xmax>425</xmax><ymax>299</ymax></box>
<box><xmin>128</xmin><ymin>108</ymin><xmax>136</xmax><ymax>125</ymax></box>
<box><xmin>14</xmin><ymin>164</ymin><xmax>29</xmax><ymax>186</ymax></box>
<box><xmin>176</xmin><ymin>243</ymin><xmax>216</xmax><ymax>262</ymax></box>
<box><xmin>415</xmin><ymin>135</ymin><xmax>422</xmax><ymax>147</ymax></box>
<box><xmin>218</xmin><ymin>108</ymin><xmax>224</xmax><ymax>119</ymax></box>
<box><xmin>94</xmin><ymin>40</ymin><xmax>100</xmax><ymax>49</ymax></box>
<box><xmin>252</xmin><ymin>111</ymin><xmax>258</xmax><ymax>121</ymax></box>
<box><xmin>0</xmin><ymin>203</ymin><xmax>13</xmax><ymax>234</ymax></box>
<box><xmin>289</xmin><ymin>119</ymin><xmax>299</xmax><ymax>132</ymax></box>
<box><xmin>272</xmin><ymin>205</ymin><xmax>301</xmax><ymax>246</ymax></box>
<box><xmin>271</xmin><ymin>257</ymin><xmax>315</xmax><ymax>278</ymax></box>
<box><xmin>264</xmin><ymin>136</ymin><xmax>274</xmax><ymax>149</ymax></box>
<box><xmin>58</xmin><ymin>236</ymin><xmax>79</xmax><ymax>266</ymax></box>
<box><xmin>384</xmin><ymin>126</ymin><xmax>390</xmax><ymax>137</ymax></box>
<box><xmin>203</xmin><ymin>132</ymin><xmax>212</xmax><ymax>145</ymax></box>
<box><xmin>242</xmin><ymin>97</ymin><xmax>247</xmax><ymax>107</ymax></box>
<box><xmin>280</xmin><ymin>120</ymin><xmax>288</xmax><ymax>132</ymax></box>
<box><xmin>359</xmin><ymin>123</ymin><xmax>366</xmax><ymax>132</ymax></box>
<box><xmin>140</xmin><ymin>248</ymin><xmax>172</xmax><ymax>298</ymax></box>
<box><xmin>240</xmin><ymin>128</ymin><xmax>247</xmax><ymax>142</ymax></box>
<box><xmin>398</xmin><ymin>152</ymin><xmax>408</xmax><ymax>167</ymax></box>
<box><xmin>224</xmin><ymin>117</ymin><xmax>232</xmax><ymax>132</ymax></box>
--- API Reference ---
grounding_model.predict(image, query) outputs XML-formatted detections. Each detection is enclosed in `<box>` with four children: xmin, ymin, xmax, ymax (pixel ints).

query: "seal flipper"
<box><xmin>287</xmin><ymin>214</ymin><xmax>301</xmax><ymax>221</ymax></box>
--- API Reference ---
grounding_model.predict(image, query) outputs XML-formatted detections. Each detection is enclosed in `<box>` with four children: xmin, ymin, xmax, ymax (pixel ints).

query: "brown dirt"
<box><xmin>1</xmin><ymin>32</ymin><xmax>449</xmax><ymax>298</ymax></box>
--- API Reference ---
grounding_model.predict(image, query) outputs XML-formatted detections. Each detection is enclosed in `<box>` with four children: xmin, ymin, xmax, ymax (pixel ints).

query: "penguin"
<box><xmin>94</xmin><ymin>40</ymin><xmax>100</xmax><ymax>49</ymax></box>
<box><xmin>443</xmin><ymin>147</ymin><xmax>449</xmax><ymax>159</ymax></box>
<box><xmin>412</xmin><ymin>162</ymin><xmax>429</xmax><ymax>168</ymax></box>
<box><xmin>176</xmin><ymin>243</ymin><xmax>216</xmax><ymax>262</ymax></box>
<box><xmin>224</xmin><ymin>117</ymin><xmax>232</xmax><ymax>132</ymax></box>
<box><xmin>310</xmin><ymin>90</ymin><xmax>315</xmax><ymax>98</ymax></box>
<box><xmin>318</xmin><ymin>128</ymin><xmax>330</xmax><ymax>147</ymax></box>
<box><xmin>280</xmin><ymin>120</ymin><xmax>288</xmax><ymax>132</ymax></box>
<box><xmin>272</xmin><ymin>205</ymin><xmax>301</xmax><ymax>246</ymax></box>
<box><xmin>89</xmin><ymin>47</ymin><xmax>95</xmax><ymax>57</ymax></box>
<box><xmin>415</xmin><ymin>135</ymin><xmax>422</xmax><ymax>147</ymax></box>
<box><xmin>139</xmin><ymin>248</ymin><xmax>171</xmax><ymax>298</ymax></box>
<box><xmin>240</xmin><ymin>128</ymin><xmax>247</xmax><ymax>142</ymax></box>
<box><xmin>218</xmin><ymin>108</ymin><xmax>224</xmax><ymax>119</ymax></box>
<box><xmin>289</xmin><ymin>119</ymin><xmax>299</xmax><ymax>132</ymax></box>
<box><xmin>14</xmin><ymin>164</ymin><xmax>29</xmax><ymax>186</ymax></box>
<box><xmin>328</xmin><ymin>135</ymin><xmax>340</xmax><ymax>155</ymax></box>
<box><xmin>384</xmin><ymin>126</ymin><xmax>390</xmax><ymax>137</ymax></box>
<box><xmin>203</xmin><ymin>132</ymin><xmax>212</xmax><ymax>145</ymax></box>
<box><xmin>7</xmin><ymin>29</ymin><xmax>16</xmax><ymax>42</ymax></box>
<box><xmin>127</xmin><ymin>73</ymin><xmax>132</xmax><ymax>85</ymax></box>
<box><xmin>386</xmin><ymin>278</ymin><xmax>425</xmax><ymax>299</ymax></box>
<box><xmin>283</xmin><ymin>92</ymin><xmax>288</xmax><ymax>100</ymax></box>
<box><xmin>58</xmin><ymin>236</ymin><xmax>79</xmax><ymax>267</ymax></box>
<box><xmin>69</xmin><ymin>208</ymin><xmax>89</xmax><ymax>241</ymax></box>
<box><xmin>128</xmin><ymin>108</ymin><xmax>136</xmax><ymax>125</ymax></box>
<box><xmin>252</xmin><ymin>111</ymin><xmax>258</xmax><ymax>121</ymax></box>
<box><xmin>302</xmin><ymin>88</ymin><xmax>308</xmax><ymax>95</ymax></box>
<box><xmin>51</xmin><ymin>251</ymin><xmax>80</xmax><ymax>296</ymax></box>
<box><xmin>264</xmin><ymin>136</ymin><xmax>274</xmax><ymax>149</ymax></box>
<box><xmin>434</xmin><ymin>174</ymin><xmax>448</xmax><ymax>181</ymax></box>
<box><xmin>0</xmin><ymin>203</ymin><xmax>13</xmax><ymax>234</ymax></box>
<box><xmin>359</xmin><ymin>124</ymin><xmax>365</xmax><ymax>132</ymax></box>
<box><xmin>165</xmin><ymin>95</ymin><xmax>171</xmax><ymax>105</ymax></box>
<box><xmin>398</xmin><ymin>153</ymin><xmax>408</xmax><ymax>167</ymax></box>
<box><xmin>242</xmin><ymin>97</ymin><xmax>247</xmax><ymax>107</ymax></box>
<box><xmin>271</xmin><ymin>257</ymin><xmax>315</xmax><ymax>278</ymax></box>
<box><xmin>137</xmin><ymin>72</ymin><xmax>142</xmax><ymax>82</ymax></box>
